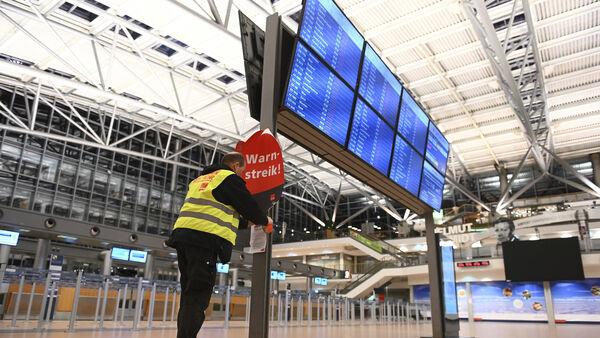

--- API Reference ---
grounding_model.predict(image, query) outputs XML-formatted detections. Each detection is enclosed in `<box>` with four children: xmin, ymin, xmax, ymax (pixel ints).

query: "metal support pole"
<box><xmin>94</xmin><ymin>286</ymin><xmax>102</xmax><ymax>323</ymax></box>
<box><xmin>132</xmin><ymin>277</ymin><xmax>143</xmax><ymax>330</ymax></box>
<box><xmin>170</xmin><ymin>289</ymin><xmax>177</xmax><ymax>322</ymax></box>
<box><xmin>416</xmin><ymin>303</ymin><xmax>420</xmax><ymax>325</ymax></box>
<box><xmin>67</xmin><ymin>271</ymin><xmax>83</xmax><ymax>331</ymax></box>
<box><xmin>121</xmin><ymin>283</ymin><xmax>128</xmax><ymax>323</ymax></box>
<box><xmin>100</xmin><ymin>279</ymin><xmax>110</xmax><ymax>329</ymax></box>
<box><xmin>148</xmin><ymin>283</ymin><xmax>157</xmax><ymax>328</ymax></box>
<box><xmin>224</xmin><ymin>287</ymin><xmax>231</xmax><ymax>328</ymax></box>
<box><xmin>45</xmin><ymin>282</ymin><xmax>56</xmax><ymax>324</ymax></box>
<box><xmin>11</xmin><ymin>275</ymin><xmax>25</xmax><ymax>327</ymax></box>
<box><xmin>466</xmin><ymin>281</ymin><xmax>474</xmax><ymax>333</ymax></box>
<box><xmin>425</xmin><ymin>212</ymin><xmax>444</xmax><ymax>337</ymax></box>
<box><xmin>277</xmin><ymin>293</ymin><xmax>282</xmax><ymax>324</ymax></box>
<box><xmin>270</xmin><ymin>295</ymin><xmax>275</xmax><ymax>323</ymax></box>
<box><xmin>308</xmin><ymin>294</ymin><xmax>312</xmax><ymax>324</ymax></box>
<box><xmin>26</xmin><ymin>281</ymin><xmax>36</xmax><ymax>321</ymax></box>
<box><xmin>37</xmin><ymin>273</ymin><xmax>52</xmax><ymax>328</ymax></box>
<box><xmin>114</xmin><ymin>288</ymin><xmax>122</xmax><ymax>322</ymax></box>
<box><xmin>246</xmin><ymin>296</ymin><xmax>252</xmax><ymax>324</ymax></box>
<box><xmin>316</xmin><ymin>298</ymin><xmax>320</xmax><ymax>323</ymax></box>
<box><xmin>162</xmin><ymin>287</ymin><xmax>169</xmax><ymax>324</ymax></box>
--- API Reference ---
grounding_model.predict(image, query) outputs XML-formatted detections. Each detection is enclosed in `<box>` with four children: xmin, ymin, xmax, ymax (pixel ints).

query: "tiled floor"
<box><xmin>0</xmin><ymin>321</ymin><xmax>598</xmax><ymax>338</ymax></box>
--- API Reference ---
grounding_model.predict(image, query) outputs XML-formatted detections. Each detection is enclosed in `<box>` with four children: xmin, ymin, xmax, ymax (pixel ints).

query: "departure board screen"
<box><xmin>419</xmin><ymin>161</ymin><xmax>445</xmax><ymax>210</ymax></box>
<box><xmin>398</xmin><ymin>90</ymin><xmax>429</xmax><ymax>154</ymax></box>
<box><xmin>358</xmin><ymin>45</ymin><xmax>402</xmax><ymax>126</ymax></box>
<box><xmin>389</xmin><ymin>136</ymin><xmax>423</xmax><ymax>196</ymax></box>
<box><xmin>299</xmin><ymin>0</ymin><xmax>364</xmax><ymax>86</ymax></box>
<box><xmin>348</xmin><ymin>99</ymin><xmax>394</xmax><ymax>175</ymax></box>
<box><xmin>425</xmin><ymin>123</ymin><xmax>450</xmax><ymax>174</ymax></box>
<box><xmin>284</xmin><ymin>42</ymin><xmax>354</xmax><ymax>145</ymax></box>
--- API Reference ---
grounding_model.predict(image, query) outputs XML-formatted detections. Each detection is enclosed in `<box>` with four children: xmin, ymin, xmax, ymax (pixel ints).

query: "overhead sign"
<box><xmin>129</xmin><ymin>250</ymin><xmax>148</xmax><ymax>263</ymax></box>
<box><xmin>235</xmin><ymin>129</ymin><xmax>285</xmax><ymax>211</ymax></box>
<box><xmin>111</xmin><ymin>247</ymin><xmax>130</xmax><ymax>261</ymax></box>
<box><xmin>314</xmin><ymin>277</ymin><xmax>328</xmax><ymax>286</ymax></box>
<box><xmin>456</xmin><ymin>260</ymin><xmax>490</xmax><ymax>268</ymax></box>
<box><xmin>0</xmin><ymin>230</ymin><xmax>19</xmax><ymax>246</ymax></box>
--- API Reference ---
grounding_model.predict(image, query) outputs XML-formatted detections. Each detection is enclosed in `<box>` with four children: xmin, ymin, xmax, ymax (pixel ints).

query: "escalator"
<box><xmin>340</xmin><ymin>230</ymin><xmax>422</xmax><ymax>296</ymax></box>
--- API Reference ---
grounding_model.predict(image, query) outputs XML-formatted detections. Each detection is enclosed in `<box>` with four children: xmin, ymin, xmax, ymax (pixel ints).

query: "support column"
<box><xmin>33</xmin><ymin>239</ymin><xmax>50</xmax><ymax>270</ymax></box>
<box><xmin>144</xmin><ymin>253</ymin><xmax>154</xmax><ymax>280</ymax></box>
<box><xmin>0</xmin><ymin>245</ymin><xmax>10</xmax><ymax>265</ymax></box>
<box><xmin>101</xmin><ymin>250</ymin><xmax>112</xmax><ymax>276</ymax></box>
<box><xmin>306</xmin><ymin>276</ymin><xmax>313</xmax><ymax>293</ymax></box>
<box><xmin>543</xmin><ymin>281</ymin><xmax>556</xmax><ymax>326</ymax></box>
<box><xmin>425</xmin><ymin>212</ymin><xmax>444</xmax><ymax>338</ymax></box>
<box><xmin>231</xmin><ymin>268</ymin><xmax>239</xmax><ymax>290</ymax></box>
<box><xmin>248</xmin><ymin>12</ymin><xmax>281</xmax><ymax>338</ymax></box>
<box><xmin>339</xmin><ymin>253</ymin><xmax>344</xmax><ymax>271</ymax></box>
<box><xmin>591</xmin><ymin>153</ymin><xmax>600</xmax><ymax>186</ymax></box>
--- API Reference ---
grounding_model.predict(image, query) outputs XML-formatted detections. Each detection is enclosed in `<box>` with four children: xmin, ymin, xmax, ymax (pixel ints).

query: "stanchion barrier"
<box><xmin>148</xmin><ymin>283</ymin><xmax>157</xmax><ymax>328</ymax></box>
<box><xmin>114</xmin><ymin>287</ymin><xmax>122</xmax><ymax>322</ymax></box>
<box><xmin>121</xmin><ymin>284</ymin><xmax>128</xmax><ymax>323</ymax></box>
<box><xmin>246</xmin><ymin>295</ymin><xmax>251</xmax><ymax>324</ymax></box>
<box><xmin>162</xmin><ymin>286</ymin><xmax>169</xmax><ymax>324</ymax></box>
<box><xmin>270</xmin><ymin>295</ymin><xmax>275</xmax><ymax>323</ymax></box>
<box><xmin>100</xmin><ymin>279</ymin><xmax>110</xmax><ymax>329</ymax></box>
<box><xmin>307</xmin><ymin>294</ymin><xmax>312</xmax><ymax>324</ymax></box>
<box><xmin>132</xmin><ymin>277</ymin><xmax>143</xmax><ymax>330</ymax></box>
<box><xmin>67</xmin><ymin>271</ymin><xmax>83</xmax><ymax>332</ymax></box>
<box><xmin>93</xmin><ymin>286</ymin><xmax>102</xmax><ymax>324</ymax></box>
<box><xmin>416</xmin><ymin>303</ymin><xmax>420</xmax><ymax>325</ymax></box>
<box><xmin>37</xmin><ymin>273</ymin><xmax>52</xmax><ymax>329</ymax></box>
<box><xmin>224</xmin><ymin>287</ymin><xmax>231</xmax><ymax>328</ymax></box>
<box><xmin>316</xmin><ymin>297</ymin><xmax>320</xmax><ymax>323</ymax></box>
<box><xmin>26</xmin><ymin>281</ymin><xmax>36</xmax><ymax>322</ymax></box>
<box><xmin>11</xmin><ymin>274</ymin><xmax>25</xmax><ymax>327</ymax></box>
<box><xmin>170</xmin><ymin>288</ymin><xmax>177</xmax><ymax>322</ymax></box>
<box><xmin>45</xmin><ymin>281</ymin><xmax>57</xmax><ymax>324</ymax></box>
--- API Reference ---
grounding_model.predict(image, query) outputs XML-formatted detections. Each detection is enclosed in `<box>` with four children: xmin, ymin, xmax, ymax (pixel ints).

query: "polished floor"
<box><xmin>0</xmin><ymin>321</ymin><xmax>598</xmax><ymax>338</ymax></box>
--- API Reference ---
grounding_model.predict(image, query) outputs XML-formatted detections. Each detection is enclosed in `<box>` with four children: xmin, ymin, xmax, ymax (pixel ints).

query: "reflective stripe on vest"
<box><xmin>173</xmin><ymin>170</ymin><xmax>240</xmax><ymax>245</ymax></box>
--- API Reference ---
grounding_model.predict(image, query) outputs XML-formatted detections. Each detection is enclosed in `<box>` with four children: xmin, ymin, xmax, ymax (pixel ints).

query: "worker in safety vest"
<box><xmin>166</xmin><ymin>151</ymin><xmax>272</xmax><ymax>338</ymax></box>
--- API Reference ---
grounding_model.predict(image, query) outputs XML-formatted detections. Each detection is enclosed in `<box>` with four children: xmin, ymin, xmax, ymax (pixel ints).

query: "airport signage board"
<box><xmin>0</xmin><ymin>230</ymin><xmax>19</xmax><ymax>246</ymax></box>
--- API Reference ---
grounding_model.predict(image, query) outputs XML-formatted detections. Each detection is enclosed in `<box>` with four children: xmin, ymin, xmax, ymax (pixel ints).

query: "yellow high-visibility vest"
<box><xmin>173</xmin><ymin>170</ymin><xmax>240</xmax><ymax>245</ymax></box>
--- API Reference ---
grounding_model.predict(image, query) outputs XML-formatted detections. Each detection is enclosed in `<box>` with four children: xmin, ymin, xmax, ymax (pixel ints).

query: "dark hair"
<box><xmin>222</xmin><ymin>152</ymin><xmax>244</xmax><ymax>168</ymax></box>
<box><xmin>494</xmin><ymin>218</ymin><xmax>515</xmax><ymax>233</ymax></box>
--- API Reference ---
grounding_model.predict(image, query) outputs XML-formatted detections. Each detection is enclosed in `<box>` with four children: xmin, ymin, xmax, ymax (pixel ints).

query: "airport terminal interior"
<box><xmin>0</xmin><ymin>0</ymin><xmax>599</xmax><ymax>337</ymax></box>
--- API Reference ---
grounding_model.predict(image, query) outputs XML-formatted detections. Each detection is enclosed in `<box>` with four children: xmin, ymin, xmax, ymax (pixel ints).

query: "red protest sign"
<box><xmin>235</xmin><ymin>129</ymin><xmax>284</xmax><ymax>211</ymax></box>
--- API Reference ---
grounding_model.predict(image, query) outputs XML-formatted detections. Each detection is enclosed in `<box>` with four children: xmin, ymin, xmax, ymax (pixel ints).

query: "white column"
<box><xmin>144</xmin><ymin>253</ymin><xmax>154</xmax><ymax>280</ymax></box>
<box><xmin>33</xmin><ymin>239</ymin><xmax>50</xmax><ymax>270</ymax></box>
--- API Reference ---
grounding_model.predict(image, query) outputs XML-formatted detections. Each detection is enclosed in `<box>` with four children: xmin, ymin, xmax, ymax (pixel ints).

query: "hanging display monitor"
<box><xmin>111</xmin><ymin>247</ymin><xmax>130</xmax><ymax>261</ymax></box>
<box><xmin>419</xmin><ymin>161</ymin><xmax>445</xmax><ymax>210</ymax></box>
<box><xmin>0</xmin><ymin>230</ymin><xmax>19</xmax><ymax>246</ymax></box>
<box><xmin>271</xmin><ymin>271</ymin><xmax>278</xmax><ymax>280</ymax></box>
<box><xmin>347</xmin><ymin>99</ymin><xmax>394</xmax><ymax>175</ymax></box>
<box><xmin>284</xmin><ymin>41</ymin><xmax>354</xmax><ymax>146</ymax></box>
<box><xmin>299</xmin><ymin>0</ymin><xmax>364</xmax><ymax>86</ymax></box>
<box><xmin>216</xmin><ymin>263</ymin><xmax>230</xmax><ymax>273</ymax></box>
<box><xmin>129</xmin><ymin>250</ymin><xmax>147</xmax><ymax>263</ymax></box>
<box><xmin>389</xmin><ymin>135</ymin><xmax>423</xmax><ymax>196</ymax></box>
<box><xmin>277</xmin><ymin>271</ymin><xmax>286</xmax><ymax>281</ymax></box>
<box><xmin>358</xmin><ymin>44</ymin><xmax>402</xmax><ymax>126</ymax></box>
<box><xmin>441</xmin><ymin>243</ymin><xmax>458</xmax><ymax>316</ymax></box>
<box><xmin>398</xmin><ymin>90</ymin><xmax>429</xmax><ymax>155</ymax></box>
<box><xmin>425</xmin><ymin>123</ymin><xmax>450</xmax><ymax>174</ymax></box>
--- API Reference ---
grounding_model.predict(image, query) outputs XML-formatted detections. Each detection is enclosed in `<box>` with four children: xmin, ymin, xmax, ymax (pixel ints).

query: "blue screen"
<box><xmin>299</xmin><ymin>0</ymin><xmax>364</xmax><ymax>86</ymax></box>
<box><xmin>284</xmin><ymin>42</ymin><xmax>354</xmax><ymax>145</ymax></box>
<box><xmin>398</xmin><ymin>91</ymin><xmax>429</xmax><ymax>154</ymax></box>
<box><xmin>271</xmin><ymin>271</ymin><xmax>278</xmax><ymax>280</ymax></box>
<box><xmin>441</xmin><ymin>245</ymin><xmax>458</xmax><ymax>316</ymax></box>
<box><xmin>216</xmin><ymin>263</ymin><xmax>229</xmax><ymax>273</ymax></box>
<box><xmin>321</xmin><ymin>278</ymin><xmax>328</xmax><ymax>286</ymax></box>
<box><xmin>277</xmin><ymin>271</ymin><xmax>286</xmax><ymax>281</ymax></box>
<box><xmin>129</xmin><ymin>250</ymin><xmax>147</xmax><ymax>263</ymax></box>
<box><xmin>389</xmin><ymin>136</ymin><xmax>423</xmax><ymax>196</ymax></box>
<box><xmin>111</xmin><ymin>247</ymin><xmax>130</xmax><ymax>261</ymax></box>
<box><xmin>0</xmin><ymin>230</ymin><xmax>19</xmax><ymax>246</ymax></box>
<box><xmin>348</xmin><ymin>99</ymin><xmax>394</xmax><ymax>175</ymax></box>
<box><xmin>358</xmin><ymin>44</ymin><xmax>402</xmax><ymax>126</ymax></box>
<box><xmin>314</xmin><ymin>277</ymin><xmax>322</xmax><ymax>285</ymax></box>
<box><xmin>426</xmin><ymin>123</ymin><xmax>450</xmax><ymax>174</ymax></box>
<box><xmin>419</xmin><ymin>161</ymin><xmax>445</xmax><ymax>210</ymax></box>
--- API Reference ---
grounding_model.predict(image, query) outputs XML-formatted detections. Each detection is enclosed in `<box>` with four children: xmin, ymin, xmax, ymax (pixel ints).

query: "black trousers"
<box><xmin>176</xmin><ymin>243</ymin><xmax>217</xmax><ymax>338</ymax></box>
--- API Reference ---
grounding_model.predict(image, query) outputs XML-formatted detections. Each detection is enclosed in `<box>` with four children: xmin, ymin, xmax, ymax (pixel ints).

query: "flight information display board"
<box><xmin>425</xmin><ymin>123</ymin><xmax>450</xmax><ymax>174</ymax></box>
<box><xmin>389</xmin><ymin>135</ymin><xmax>423</xmax><ymax>195</ymax></box>
<box><xmin>282</xmin><ymin>0</ymin><xmax>451</xmax><ymax>211</ymax></box>
<box><xmin>299</xmin><ymin>0</ymin><xmax>364</xmax><ymax>86</ymax></box>
<box><xmin>419</xmin><ymin>161</ymin><xmax>445</xmax><ymax>210</ymax></box>
<box><xmin>284</xmin><ymin>42</ymin><xmax>354</xmax><ymax>145</ymax></box>
<box><xmin>348</xmin><ymin>99</ymin><xmax>394</xmax><ymax>175</ymax></box>
<box><xmin>358</xmin><ymin>44</ymin><xmax>402</xmax><ymax>126</ymax></box>
<box><xmin>398</xmin><ymin>90</ymin><xmax>429</xmax><ymax>155</ymax></box>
